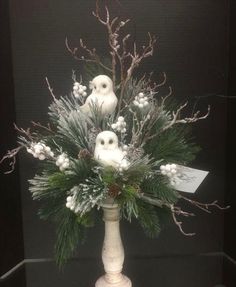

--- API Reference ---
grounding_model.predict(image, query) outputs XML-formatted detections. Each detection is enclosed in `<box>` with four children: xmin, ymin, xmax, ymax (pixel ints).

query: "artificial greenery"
<box><xmin>1</xmin><ymin>2</ymin><xmax>214</xmax><ymax>267</ymax></box>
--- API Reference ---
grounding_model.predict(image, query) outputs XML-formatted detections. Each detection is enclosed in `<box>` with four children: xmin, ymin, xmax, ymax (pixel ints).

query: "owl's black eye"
<box><xmin>94</xmin><ymin>85</ymin><xmax>97</xmax><ymax>90</ymax></box>
<box><xmin>109</xmin><ymin>139</ymin><xmax>113</xmax><ymax>144</ymax></box>
<box><xmin>101</xmin><ymin>140</ymin><xmax>105</xmax><ymax>145</ymax></box>
<box><xmin>102</xmin><ymin>83</ymin><xmax>107</xmax><ymax>88</ymax></box>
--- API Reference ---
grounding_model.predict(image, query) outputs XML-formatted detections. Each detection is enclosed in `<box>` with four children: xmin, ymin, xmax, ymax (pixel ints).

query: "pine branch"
<box><xmin>145</xmin><ymin>103</ymin><xmax>211</xmax><ymax>143</ymax></box>
<box><xmin>55</xmin><ymin>208</ymin><xmax>86</xmax><ymax>267</ymax></box>
<box><xmin>145</xmin><ymin>126</ymin><xmax>200</xmax><ymax>165</ymax></box>
<box><xmin>57</xmin><ymin>110</ymin><xmax>90</xmax><ymax>151</ymax></box>
<box><xmin>136</xmin><ymin>200</ymin><xmax>161</xmax><ymax>238</ymax></box>
<box><xmin>141</xmin><ymin>176</ymin><xmax>179</xmax><ymax>204</ymax></box>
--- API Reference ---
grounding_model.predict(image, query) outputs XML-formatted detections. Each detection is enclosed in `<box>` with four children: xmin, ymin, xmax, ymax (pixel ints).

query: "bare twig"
<box><xmin>65</xmin><ymin>37</ymin><xmax>112</xmax><ymax>73</ymax></box>
<box><xmin>31</xmin><ymin>121</ymin><xmax>54</xmax><ymax>134</ymax></box>
<box><xmin>138</xmin><ymin>193</ymin><xmax>196</xmax><ymax>236</ymax></box>
<box><xmin>139</xmin><ymin>86</ymin><xmax>172</xmax><ymax>143</ymax></box>
<box><xmin>0</xmin><ymin>146</ymin><xmax>23</xmax><ymax>174</ymax></box>
<box><xmin>156</xmin><ymin>72</ymin><xmax>167</xmax><ymax>88</ymax></box>
<box><xmin>117</xmin><ymin>33</ymin><xmax>157</xmax><ymax>113</ymax></box>
<box><xmin>92</xmin><ymin>1</ymin><xmax>157</xmax><ymax>113</ymax></box>
<box><xmin>146</xmin><ymin>103</ymin><xmax>210</xmax><ymax>142</ymax></box>
<box><xmin>175</xmin><ymin>105</ymin><xmax>210</xmax><ymax>124</ymax></box>
<box><xmin>170</xmin><ymin>205</ymin><xmax>196</xmax><ymax>236</ymax></box>
<box><xmin>161</xmin><ymin>86</ymin><xmax>173</xmax><ymax>103</ymax></box>
<box><xmin>14</xmin><ymin>123</ymin><xmax>34</xmax><ymax>141</ymax></box>
<box><xmin>45</xmin><ymin>77</ymin><xmax>57</xmax><ymax>101</ymax></box>
<box><xmin>137</xmin><ymin>193</ymin><xmax>165</xmax><ymax>208</ymax></box>
<box><xmin>144</xmin><ymin>99</ymin><xmax>186</xmax><ymax>142</ymax></box>
<box><xmin>162</xmin><ymin>102</ymin><xmax>188</xmax><ymax>131</ymax></box>
<box><xmin>92</xmin><ymin>1</ymin><xmax>130</xmax><ymax>84</ymax></box>
<box><xmin>125</xmin><ymin>33</ymin><xmax>156</xmax><ymax>81</ymax></box>
<box><xmin>180</xmin><ymin>195</ymin><xmax>230</xmax><ymax>213</ymax></box>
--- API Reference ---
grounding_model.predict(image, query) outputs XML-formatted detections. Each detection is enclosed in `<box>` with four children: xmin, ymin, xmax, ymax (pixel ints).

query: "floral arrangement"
<box><xmin>1</xmin><ymin>2</ymin><xmax>225</xmax><ymax>266</ymax></box>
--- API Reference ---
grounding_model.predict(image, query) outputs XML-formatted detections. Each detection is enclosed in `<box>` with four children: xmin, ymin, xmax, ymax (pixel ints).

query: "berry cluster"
<box><xmin>160</xmin><ymin>164</ymin><xmax>177</xmax><ymax>177</ymax></box>
<box><xmin>118</xmin><ymin>158</ymin><xmax>129</xmax><ymax>172</ymax></box>
<box><xmin>121</xmin><ymin>144</ymin><xmax>128</xmax><ymax>156</ymax></box>
<box><xmin>56</xmin><ymin>153</ymin><xmax>70</xmax><ymax>171</ymax></box>
<box><xmin>111</xmin><ymin>116</ymin><xmax>127</xmax><ymax>133</ymax></box>
<box><xmin>27</xmin><ymin>142</ymin><xmax>54</xmax><ymax>160</ymax></box>
<box><xmin>73</xmin><ymin>82</ymin><xmax>87</xmax><ymax>98</ymax></box>
<box><xmin>66</xmin><ymin>195</ymin><xmax>76</xmax><ymax>211</ymax></box>
<box><xmin>160</xmin><ymin>163</ymin><xmax>183</xmax><ymax>186</ymax></box>
<box><xmin>133</xmin><ymin>92</ymin><xmax>149</xmax><ymax>109</ymax></box>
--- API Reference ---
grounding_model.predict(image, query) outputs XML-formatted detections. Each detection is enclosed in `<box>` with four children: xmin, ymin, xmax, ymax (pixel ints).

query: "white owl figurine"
<box><xmin>94</xmin><ymin>131</ymin><xmax>129</xmax><ymax>171</ymax></box>
<box><xmin>80</xmin><ymin>75</ymin><xmax>118</xmax><ymax>117</ymax></box>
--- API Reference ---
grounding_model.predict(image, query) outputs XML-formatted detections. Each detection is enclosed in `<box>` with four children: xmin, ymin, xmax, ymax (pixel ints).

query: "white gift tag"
<box><xmin>171</xmin><ymin>165</ymin><xmax>209</xmax><ymax>194</ymax></box>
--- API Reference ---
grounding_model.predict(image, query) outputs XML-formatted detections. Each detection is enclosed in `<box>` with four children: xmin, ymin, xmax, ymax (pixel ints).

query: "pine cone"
<box><xmin>78</xmin><ymin>149</ymin><xmax>92</xmax><ymax>160</ymax></box>
<box><xmin>108</xmin><ymin>184</ymin><xmax>121</xmax><ymax>198</ymax></box>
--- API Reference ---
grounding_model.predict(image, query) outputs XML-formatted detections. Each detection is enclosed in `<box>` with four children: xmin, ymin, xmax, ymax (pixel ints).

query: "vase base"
<box><xmin>95</xmin><ymin>275</ymin><xmax>132</xmax><ymax>287</ymax></box>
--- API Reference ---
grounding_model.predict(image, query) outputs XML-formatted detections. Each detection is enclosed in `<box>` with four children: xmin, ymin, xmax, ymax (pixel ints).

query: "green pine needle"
<box><xmin>146</xmin><ymin>126</ymin><xmax>200</xmax><ymax>165</ymax></box>
<box><xmin>54</xmin><ymin>208</ymin><xmax>87</xmax><ymax>267</ymax></box>
<box><xmin>136</xmin><ymin>200</ymin><xmax>161</xmax><ymax>238</ymax></box>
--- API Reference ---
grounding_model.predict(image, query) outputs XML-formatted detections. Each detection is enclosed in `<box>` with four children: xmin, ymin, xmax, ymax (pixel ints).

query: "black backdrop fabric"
<box><xmin>2</xmin><ymin>0</ymin><xmax>235</xmax><ymax>285</ymax></box>
<box><xmin>9</xmin><ymin>0</ymin><xmax>227</xmax><ymax>258</ymax></box>
<box><xmin>0</xmin><ymin>0</ymin><xmax>25</xmax><ymax>281</ymax></box>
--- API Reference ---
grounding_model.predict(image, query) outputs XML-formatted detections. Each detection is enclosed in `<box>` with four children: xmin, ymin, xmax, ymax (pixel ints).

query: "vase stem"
<box><xmin>95</xmin><ymin>204</ymin><xmax>132</xmax><ymax>287</ymax></box>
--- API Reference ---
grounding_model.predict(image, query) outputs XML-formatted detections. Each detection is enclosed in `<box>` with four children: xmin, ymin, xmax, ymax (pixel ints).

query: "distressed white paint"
<box><xmin>95</xmin><ymin>201</ymin><xmax>132</xmax><ymax>287</ymax></box>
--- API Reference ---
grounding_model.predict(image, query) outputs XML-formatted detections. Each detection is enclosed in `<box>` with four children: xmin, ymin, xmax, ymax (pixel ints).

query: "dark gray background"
<box><xmin>1</xmin><ymin>0</ymin><xmax>236</xmax><ymax>286</ymax></box>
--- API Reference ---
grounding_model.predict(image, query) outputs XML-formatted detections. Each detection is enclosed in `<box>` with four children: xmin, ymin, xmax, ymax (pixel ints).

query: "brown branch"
<box><xmin>79</xmin><ymin>39</ymin><xmax>113</xmax><ymax>72</ymax></box>
<box><xmin>126</xmin><ymin>33</ymin><xmax>156</xmax><ymax>76</ymax></box>
<box><xmin>127</xmin><ymin>105</ymin><xmax>141</xmax><ymax>144</ymax></box>
<box><xmin>93</xmin><ymin>1</ymin><xmax>109</xmax><ymax>25</ymax></box>
<box><xmin>137</xmin><ymin>193</ymin><xmax>165</xmax><ymax>208</ymax></box>
<box><xmin>162</xmin><ymin>102</ymin><xmax>188</xmax><ymax>131</ymax></box>
<box><xmin>140</xmin><ymin>86</ymin><xmax>173</xmax><ymax>143</ymax></box>
<box><xmin>138</xmin><ymin>193</ymin><xmax>196</xmax><ymax>236</ymax></box>
<box><xmin>148</xmin><ymin>103</ymin><xmax>210</xmax><ymax>140</ymax></box>
<box><xmin>145</xmin><ymin>95</ymin><xmax>209</xmax><ymax>143</ymax></box>
<box><xmin>170</xmin><ymin>205</ymin><xmax>196</xmax><ymax>236</ymax></box>
<box><xmin>117</xmin><ymin>33</ymin><xmax>157</xmax><ymax>113</ymax></box>
<box><xmin>0</xmin><ymin>146</ymin><xmax>23</xmax><ymax>174</ymax></box>
<box><xmin>156</xmin><ymin>72</ymin><xmax>167</xmax><ymax>88</ymax></box>
<box><xmin>79</xmin><ymin>39</ymin><xmax>97</xmax><ymax>59</ymax></box>
<box><xmin>45</xmin><ymin>77</ymin><xmax>57</xmax><ymax>101</ymax></box>
<box><xmin>175</xmin><ymin>105</ymin><xmax>210</xmax><ymax>124</ymax></box>
<box><xmin>14</xmin><ymin>123</ymin><xmax>34</xmax><ymax>141</ymax></box>
<box><xmin>31</xmin><ymin>121</ymin><xmax>55</xmax><ymax>134</ymax></box>
<box><xmin>65</xmin><ymin>37</ymin><xmax>112</xmax><ymax>73</ymax></box>
<box><xmin>92</xmin><ymin>1</ymin><xmax>157</xmax><ymax>113</ymax></box>
<box><xmin>161</xmin><ymin>86</ymin><xmax>173</xmax><ymax>103</ymax></box>
<box><xmin>180</xmin><ymin>195</ymin><xmax>230</xmax><ymax>213</ymax></box>
<box><xmin>92</xmin><ymin>2</ymin><xmax>128</xmax><ymax>84</ymax></box>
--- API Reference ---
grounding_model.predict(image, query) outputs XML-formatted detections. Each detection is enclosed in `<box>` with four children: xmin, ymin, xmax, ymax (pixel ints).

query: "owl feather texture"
<box><xmin>79</xmin><ymin>75</ymin><xmax>118</xmax><ymax>117</ymax></box>
<box><xmin>94</xmin><ymin>131</ymin><xmax>129</xmax><ymax>171</ymax></box>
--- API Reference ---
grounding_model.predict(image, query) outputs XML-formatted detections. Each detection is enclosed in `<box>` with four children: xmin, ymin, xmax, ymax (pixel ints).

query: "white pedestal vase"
<box><xmin>95</xmin><ymin>200</ymin><xmax>132</xmax><ymax>287</ymax></box>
